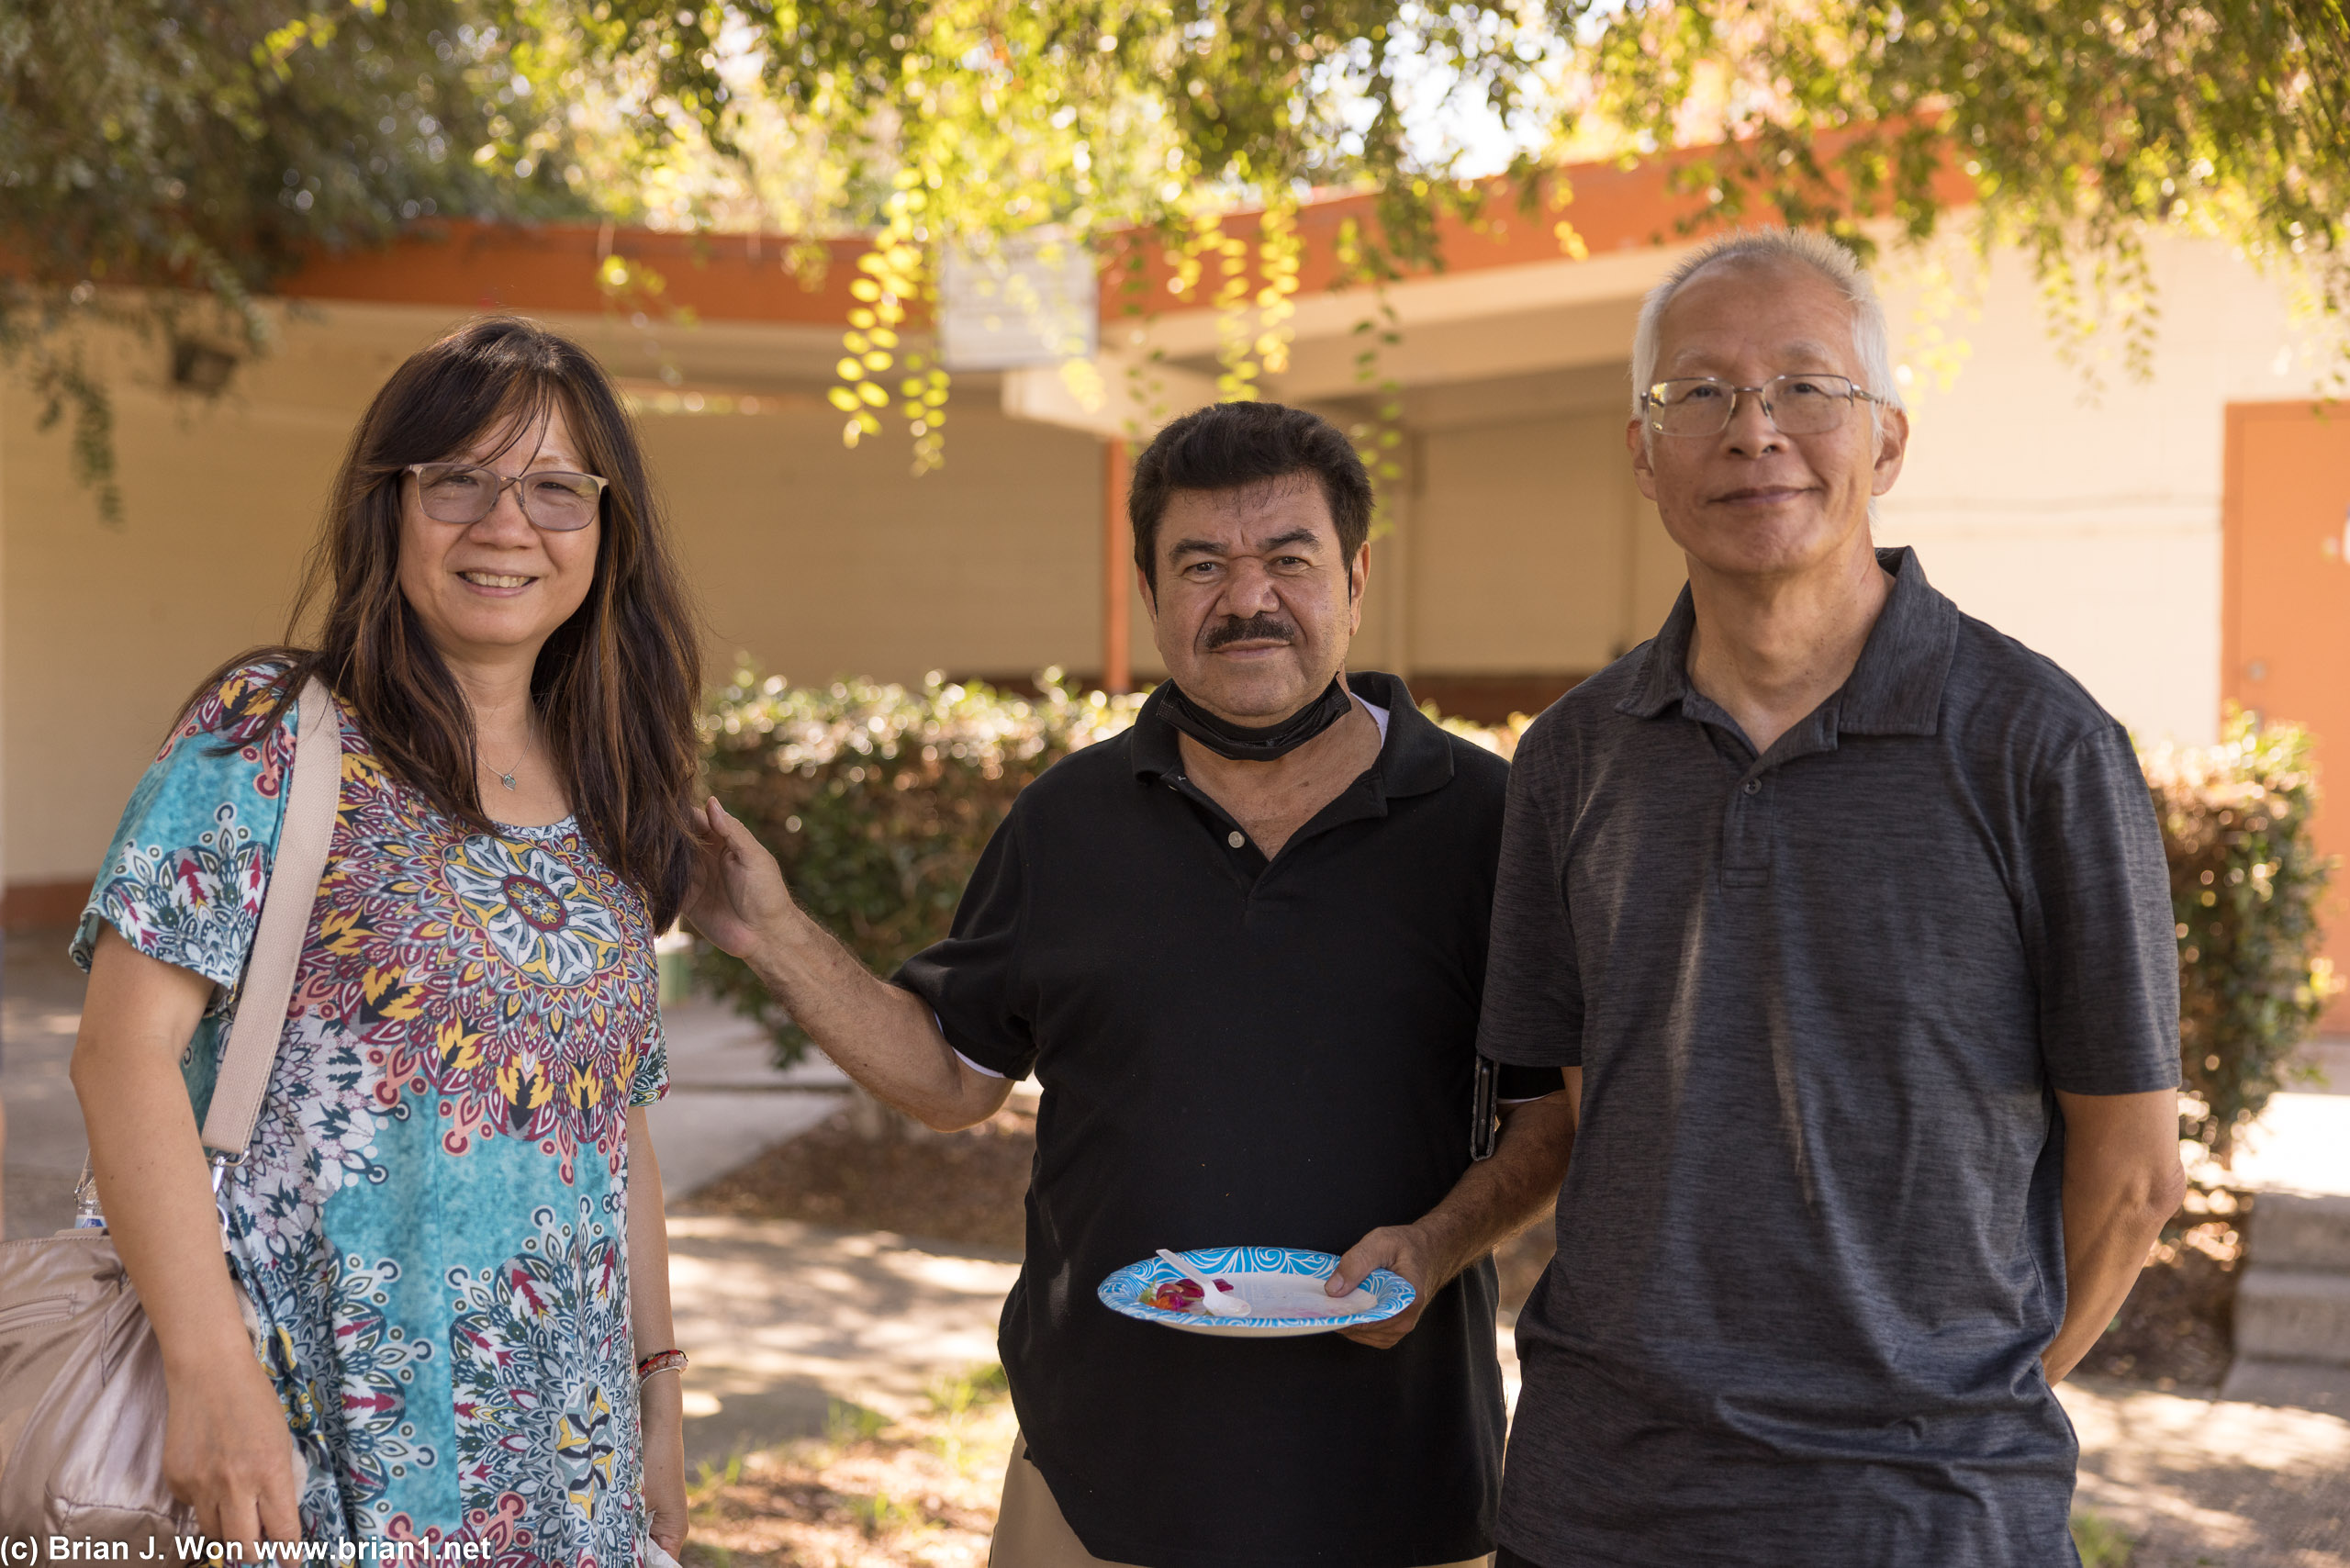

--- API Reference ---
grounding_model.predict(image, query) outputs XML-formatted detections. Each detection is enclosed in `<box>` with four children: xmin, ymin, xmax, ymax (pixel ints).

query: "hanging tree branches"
<box><xmin>4</xmin><ymin>0</ymin><xmax>2345</xmax><ymax>507</ymax></box>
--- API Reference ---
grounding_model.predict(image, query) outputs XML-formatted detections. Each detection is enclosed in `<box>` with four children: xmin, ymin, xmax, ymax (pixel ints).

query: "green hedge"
<box><xmin>699</xmin><ymin>676</ymin><xmax>2335</xmax><ymax>1154</ymax></box>
<box><xmin>695</xmin><ymin>668</ymin><xmax>1147</xmax><ymax>1062</ymax></box>
<box><xmin>2143</xmin><ymin>708</ymin><xmax>2339</xmax><ymax>1162</ymax></box>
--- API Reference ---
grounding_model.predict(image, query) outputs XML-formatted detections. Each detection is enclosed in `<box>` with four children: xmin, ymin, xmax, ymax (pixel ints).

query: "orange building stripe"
<box><xmin>278</xmin><ymin>223</ymin><xmax>888</xmax><ymax>325</ymax></box>
<box><xmin>274</xmin><ymin>138</ymin><xmax>1972</xmax><ymax>328</ymax></box>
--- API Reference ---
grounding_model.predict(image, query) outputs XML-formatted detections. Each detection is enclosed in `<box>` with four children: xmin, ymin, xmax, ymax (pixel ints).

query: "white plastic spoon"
<box><xmin>1156</xmin><ymin>1249</ymin><xmax>1253</xmax><ymax>1316</ymax></box>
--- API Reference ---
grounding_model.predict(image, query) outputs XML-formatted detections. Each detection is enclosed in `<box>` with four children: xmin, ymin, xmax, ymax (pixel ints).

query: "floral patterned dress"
<box><xmin>73</xmin><ymin>665</ymin><xmax>667</xmax><ymax>1563</ymax></box>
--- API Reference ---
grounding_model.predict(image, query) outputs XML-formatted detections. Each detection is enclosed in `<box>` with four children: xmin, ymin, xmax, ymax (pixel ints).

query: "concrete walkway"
<box><xmin>2</xmin><ymin>933</ymin><xmax>95</xmax><ymax>1239</ymax></box>
<box><xmin>2066</xmin><ymin>1377</ymin><xmax>2350</xmax><ymax>1566</ymax></box>
<box><xmin>643</xmin><ymin>995</ymin><xmax>852</xmax><ymax>1200</ymax></box>
<box><xmin>666</xmin><ymin>1215</ymin><xmax>1021</xmax><ymax>1467</ymax></box>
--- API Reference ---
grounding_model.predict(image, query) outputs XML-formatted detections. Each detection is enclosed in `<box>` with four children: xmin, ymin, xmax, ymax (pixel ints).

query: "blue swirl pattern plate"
<box><xmin>1097</xmin><ymin>1245</ymin><xmax>1416</xmax><ymax>1338</ymax></box>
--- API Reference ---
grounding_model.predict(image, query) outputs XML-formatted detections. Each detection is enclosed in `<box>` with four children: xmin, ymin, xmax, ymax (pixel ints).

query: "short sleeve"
<box><xmin>1476</xmin><ymin>739</ymin><xmax>1585</xmax><ymax>1068</ymax></box>
<box><xmin>2023</xmin><ymin>724</ymin><xmax>2181</xmax><ymax>1094</ymax></box>
<box><xmin>72</xmin><ymin>664</ymin><xmax>297</xmax><ymax>1006</ymax></box>
<box><xmin>892</xmin><ymin>812</ymin><xmax>1036</xmax><ymax>1081</ymax></box>
<box><xmin>629</xmin><ymin>1013</ymin><xmax>671</xmax><ymax>1106</ymax></box>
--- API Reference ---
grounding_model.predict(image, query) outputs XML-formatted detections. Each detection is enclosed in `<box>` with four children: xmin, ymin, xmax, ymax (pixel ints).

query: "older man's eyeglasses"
<box><xmin>406</xmin><ymin>462</ymin><xmax>608</xmax><ymax>532</ymax></box>
<box><xmin>1641</xmin><ymin>375</ymin><xmax>1881</xmax><ymax>438</ymax></box>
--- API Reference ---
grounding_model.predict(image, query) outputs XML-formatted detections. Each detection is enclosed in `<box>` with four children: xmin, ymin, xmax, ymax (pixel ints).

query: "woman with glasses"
<box><xmin>69</xmin><ymin>318</ymin><xmax>700</xmax><ymax>1563</ymax></box>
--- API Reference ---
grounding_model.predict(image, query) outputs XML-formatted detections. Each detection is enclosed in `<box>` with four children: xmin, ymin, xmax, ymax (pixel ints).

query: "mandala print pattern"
<box><xmin>442</xmin><ymin>835</ymin><xmax>626</xmax><ymax>987</ymax></box>
<box><xmin>448</xmin><ymin>1198</ymin><xmax>641</xmax><ymax>1566</ymax></box>
<box><xmin>225</xmin><ymin>1006</ymin><xmax>392</xmax><ymax>1266</ymax></box>
<box><xmin>88</xmin><ymin>666</ymin><xmax>297</xmax><ymax>987</ymax></box>
<box><xmin>384</xmin><ymin>1493</ymin><xmax>535</xmax><ymax>1564</ymax></box>
<box><xmin>90</xmin><ymin>814</ymin><xmax>271</xmax><ymax>996</ymax></box>
<box><xmin>246</xmin><ymin>1249</ymin><xmax>437</xmax><ymax>1538</ymax></box>
<box><xmin>308</xmin><ymin>750</ymin><xmax>661</xmax><ymax>1183</ymax></box>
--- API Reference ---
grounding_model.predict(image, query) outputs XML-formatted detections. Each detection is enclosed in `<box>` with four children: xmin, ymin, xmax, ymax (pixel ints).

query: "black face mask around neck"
<box><xmin>1158</xmin><ymin>677</ymin><xmax>1355</xmax><ymax>763</ymax></box>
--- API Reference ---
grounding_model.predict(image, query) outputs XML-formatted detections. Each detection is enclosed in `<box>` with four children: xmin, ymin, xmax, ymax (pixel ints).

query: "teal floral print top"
<box><xmin>73</xmin><ymin>666</ymin><xmax>668</xmax><ymax>1564</ymax></box>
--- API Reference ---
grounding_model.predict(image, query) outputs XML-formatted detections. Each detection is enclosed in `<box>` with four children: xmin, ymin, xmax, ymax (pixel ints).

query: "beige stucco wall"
<box><xmin>1874</xmin><ymin>233</ymin><xmax>2331</xmax><ymax>747</ymax></box>
<box><xmin>1405</xmin><ymin>410</ymin><xmax>1680</xmax><ymax>674</ymax></box>
<box><xmin>4</xmin><ymin>367</ymin><xmax>336</xmax><ymax>885</ymax></box>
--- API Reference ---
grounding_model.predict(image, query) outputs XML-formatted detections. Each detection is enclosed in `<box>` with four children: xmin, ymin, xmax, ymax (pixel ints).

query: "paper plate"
<box><xmin>1097</xmin><ymin>1246</ymin><xmax>1416</xmax><ymax>1338</ymax></box>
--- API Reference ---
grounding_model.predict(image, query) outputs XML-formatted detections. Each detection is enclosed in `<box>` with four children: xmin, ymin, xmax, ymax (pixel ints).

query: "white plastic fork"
<box><xmin>1156</xmin><ymin>1249</ymin><xmax>1253</xmax><ymax>1316</ymax></box>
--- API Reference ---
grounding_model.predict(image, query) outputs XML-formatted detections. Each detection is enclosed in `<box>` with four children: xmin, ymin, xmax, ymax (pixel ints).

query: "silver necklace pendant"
<box><xmin>498</xmin><ymin>769</ymin><xmax>519</xmax><ymax>791</ymax></box>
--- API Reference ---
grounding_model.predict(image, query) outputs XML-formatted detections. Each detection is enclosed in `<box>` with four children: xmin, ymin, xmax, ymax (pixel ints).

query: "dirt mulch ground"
<box><xmin>682</xmin><ymin>1367</ymin><xmax>1018</xmax><ymax>1568</ymax></box>
<box><xmin>684</xmin><ymin>1097</ymin><xmax>1038</xmax><ymax>1253</ymax></box>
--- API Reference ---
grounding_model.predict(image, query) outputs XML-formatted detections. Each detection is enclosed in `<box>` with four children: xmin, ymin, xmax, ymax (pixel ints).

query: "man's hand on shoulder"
<box><xmin>1329</xmin><ymin>1224</ymin><xmax>1441</xmax><ymax>1350</ymax></box>
<box><xmin>687</xmin><ymin>797</ymin><xmax>801</xmax><ymax>966</ymax></box>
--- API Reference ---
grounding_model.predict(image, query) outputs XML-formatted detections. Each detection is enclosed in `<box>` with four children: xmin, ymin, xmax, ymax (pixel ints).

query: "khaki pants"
<box><xmin>990</xmin><ymin>1433</ymin><xmax>1494</xmax><ymax>1568</ymax></box>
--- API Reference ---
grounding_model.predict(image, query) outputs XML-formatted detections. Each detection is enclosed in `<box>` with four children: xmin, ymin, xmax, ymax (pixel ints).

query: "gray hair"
<box><xmin>1628</xmin><ymin>229</ymin><xmax>1903</xmax><ymax>421</ymax></box>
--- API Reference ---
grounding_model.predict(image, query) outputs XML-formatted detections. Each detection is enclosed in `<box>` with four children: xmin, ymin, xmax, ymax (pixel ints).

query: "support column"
<box><xmin>1102</xmin><ymin>437</ymin><xmax>1131</xmax><ymax>693</ymax></box>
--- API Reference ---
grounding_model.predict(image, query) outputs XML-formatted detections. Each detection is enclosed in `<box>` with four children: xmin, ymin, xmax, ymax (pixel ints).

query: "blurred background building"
<box><xmin>3</xmin><ymin>152</ymin><xmax>2343</xmax><ymax>1002</ymax></box>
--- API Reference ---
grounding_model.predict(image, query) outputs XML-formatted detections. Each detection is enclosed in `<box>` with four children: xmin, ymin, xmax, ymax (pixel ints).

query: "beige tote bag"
<box><xmin>0</xmin><ymin>676</ymin><xmax>340</xmax><ymax>1543</ymax></box>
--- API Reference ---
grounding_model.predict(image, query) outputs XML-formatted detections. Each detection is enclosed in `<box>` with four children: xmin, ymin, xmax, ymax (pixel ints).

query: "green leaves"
<box><xmin>1591</xmin><ymin>0</ymin><xmax>2349</xmax><ymax>380</ymax></box>
<box><xmin>695</xmin><ymin>667</ymin><xmax>1147</xmax><ymax>1065</ymax></box>
<box><xmin>0</xmin><ymin>0</ymin><xmax>584</xmax><ymax>520</ymax></box>
<box><xmin>2144</xmin><ymin>708</ymin><xmax>2341</xmax><ymax>1163</ymax></box>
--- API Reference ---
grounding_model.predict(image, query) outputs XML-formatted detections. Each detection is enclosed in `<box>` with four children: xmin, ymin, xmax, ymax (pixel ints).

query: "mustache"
<box><xmin>1203</xmin><ymin>613</ymin><xmax>1298</xmax><ymax>651</ymax></box>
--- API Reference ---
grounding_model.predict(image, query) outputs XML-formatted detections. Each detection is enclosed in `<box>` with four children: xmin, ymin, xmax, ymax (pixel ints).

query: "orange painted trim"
<box><xmin>274</xmin><ymin>137</ymin><xmax>1975</xmax><ymax>330</ymax></box>
<box><xmin>2221</xmin><ymin>398</ymin><xmax>2350</xmax><ymax>720</ymax></box>
<box><xmin>2222</xmin><ymin>400</ymin><xmax>2248</xmax><ymax>719</ymax></box>
<box><xmin>3</xmin><ymin>879</ymin><xmax>89</xmax><ymax>934</ymax></box>
<box><xmin>278</xmin><ymin>223</ymin><xmax>901</xmax><ymax>327</ymax></box>
<box><xmin>1102</xmin><ymin>437</ymin><xmax>1132</xmax><ymax>695</ymax></box>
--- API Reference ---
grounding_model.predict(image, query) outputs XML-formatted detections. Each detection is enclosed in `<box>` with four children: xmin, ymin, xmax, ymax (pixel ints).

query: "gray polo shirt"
<box><xmin>1479</xmin><ymin>547</ymin><xmax>2178</xmax><ymax>1568</ymax></box>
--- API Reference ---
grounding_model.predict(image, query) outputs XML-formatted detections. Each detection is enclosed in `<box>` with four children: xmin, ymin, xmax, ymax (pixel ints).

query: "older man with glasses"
<box><xmin>1477</xmin><ymin>230</ymin><xmax>2187</xmax><ymax>1568</ymax></box>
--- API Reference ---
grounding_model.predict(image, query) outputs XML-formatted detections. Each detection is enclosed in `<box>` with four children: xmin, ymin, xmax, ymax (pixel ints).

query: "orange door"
<box><xmin>2223</xmin><ymin>401</ymin><xmax>2350</xmax><ymax>1027</ymax></box>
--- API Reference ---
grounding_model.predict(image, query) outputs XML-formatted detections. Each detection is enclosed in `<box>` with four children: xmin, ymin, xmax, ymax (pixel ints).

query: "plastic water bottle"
<box><xmin>71</xmin><ymin>1166</ymin><xmax>105</xmax><ymax>1230</ymax></box>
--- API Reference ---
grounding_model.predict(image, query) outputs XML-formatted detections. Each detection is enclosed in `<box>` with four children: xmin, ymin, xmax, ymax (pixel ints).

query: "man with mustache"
<box><xmin>1479</xmin><ymin>230</ymin><xmax>2187</xmax><ymax>1567</ymax></box>
<box><xmin>690</xmin><ymin>400</ymin><xmax>1575</xmax><ymax>1567</ymax></box>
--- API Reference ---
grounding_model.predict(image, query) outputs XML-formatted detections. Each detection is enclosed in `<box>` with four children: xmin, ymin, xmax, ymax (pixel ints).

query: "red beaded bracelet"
<box><xmin>636</xmin><ymin>1349</ymin><xmax>688</xmax><ymax>1383</ymax></box>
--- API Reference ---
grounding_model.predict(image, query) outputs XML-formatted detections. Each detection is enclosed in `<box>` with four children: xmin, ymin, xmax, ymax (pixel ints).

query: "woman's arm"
<box><xmin>626</xmin><ymin>1105</ymin><xmax>687</xmax><ymax>1559</ymax></box>
<box><xmin>69</xmin><ymin>928</ymin><xmax>302</xmax><ymax>1556</ymax></box>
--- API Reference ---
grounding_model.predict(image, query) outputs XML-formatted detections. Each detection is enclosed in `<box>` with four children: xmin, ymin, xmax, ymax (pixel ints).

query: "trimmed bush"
<box><xmin>695</xmin><ymin>668</ymin><xmax>1146</xmax><ymax>1063</ymax></box>
<box><xmin>2142</xmin><ymin>708</ymin><xmax>2340</xmax><ymax>1162</ymax></box>
<box><xmin>698</xmin><ymin>677</ymin><xmax>2335</xmax><ymax>1150</ymax></box>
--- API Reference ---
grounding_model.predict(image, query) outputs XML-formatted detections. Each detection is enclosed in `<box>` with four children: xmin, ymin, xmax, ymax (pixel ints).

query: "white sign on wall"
<box><xmin>935</xmin><ymin>231</ymin><xmax>1099</xmax><ymax>372</ymax></box>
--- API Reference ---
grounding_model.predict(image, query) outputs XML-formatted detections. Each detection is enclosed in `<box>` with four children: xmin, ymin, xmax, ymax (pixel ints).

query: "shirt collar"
<box><xmin>1132</xmin><ymin>669</ymin><xmax>1455</xmax><ymax>798</ymax></box>
<box><xmin>1617</xmin><ymin>546</ymin><xmax>1960</xmax><ymax>737</ymax></box>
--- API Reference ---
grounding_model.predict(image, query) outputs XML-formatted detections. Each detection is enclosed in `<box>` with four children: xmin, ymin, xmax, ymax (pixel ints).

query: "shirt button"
<box><xmin>1742</xmin><ymin>778</ymin><xmax>1761</xmax><ymax>795</ymax></box>
<box><xmin>1227</xmin><ymin>831</ymin><xmax>1247</xmax><ymax>848</ymax></box>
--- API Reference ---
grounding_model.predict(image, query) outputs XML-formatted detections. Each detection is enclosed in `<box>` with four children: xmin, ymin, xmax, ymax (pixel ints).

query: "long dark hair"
<box><xmin>189</xmin><ymin>316</ymin><xmax>704</xmax><ymax>927</ymax></box>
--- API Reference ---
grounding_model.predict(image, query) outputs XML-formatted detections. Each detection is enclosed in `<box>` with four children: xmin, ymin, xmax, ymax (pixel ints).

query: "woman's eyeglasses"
<box><xmin>405</xmin><ymin>462</ymin><xmax>608</xmax><ymax>532</ymax></box>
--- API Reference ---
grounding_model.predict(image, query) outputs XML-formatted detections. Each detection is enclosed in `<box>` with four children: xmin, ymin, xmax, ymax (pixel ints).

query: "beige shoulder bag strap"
<box><xmin>198</xmin><ymin>675</ymin><xmax>341</xmax><ymax>1164</ymax></box>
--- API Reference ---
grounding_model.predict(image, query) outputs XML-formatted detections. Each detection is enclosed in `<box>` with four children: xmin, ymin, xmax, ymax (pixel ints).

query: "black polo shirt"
<box><xmin>897</xmin><ymin>672</ymin><xmax>1539</xmax><ymax>1568</ymax></box>
<box><xmin>1478</xmin><ymin>549</ymin><xmax>2179</xmax><ymax>1568</ymax></box>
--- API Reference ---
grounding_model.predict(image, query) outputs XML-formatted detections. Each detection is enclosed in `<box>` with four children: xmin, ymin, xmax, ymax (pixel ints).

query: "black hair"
<box><xmin>1127</xmin><ymin>401</ymin><xmax>1372</xmax><ymax>590</ymax></box>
